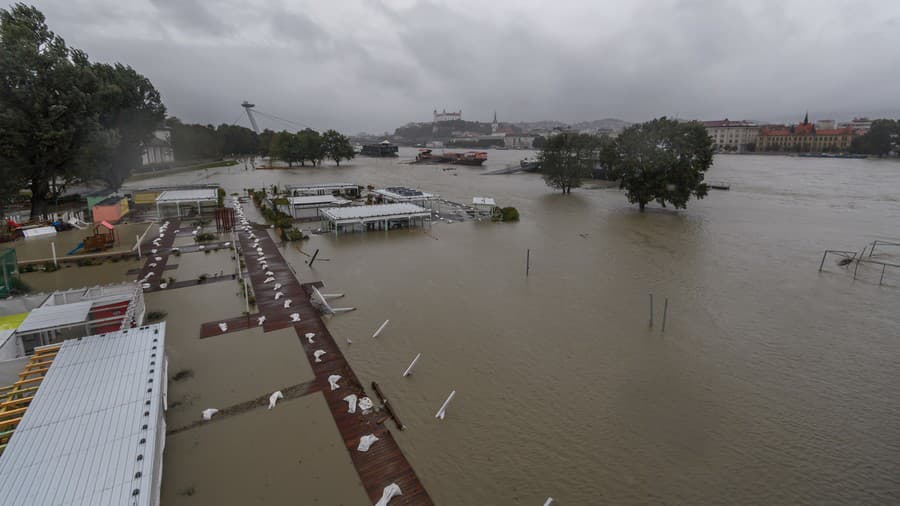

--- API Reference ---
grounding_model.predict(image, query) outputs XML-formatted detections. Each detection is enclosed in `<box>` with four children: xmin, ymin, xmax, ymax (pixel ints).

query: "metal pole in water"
<box><xmin>372</xmin><ymin>319</ymin><xmax>390</xmax><ymax>338</ymax></box>
<box><xmin>435</xmin><ymin>390</ymin><xmax>456</xmax><ymax>420</ymax></box>
<box><xmin>853</xmin><ymin>257</ymin><xmax>862</xmax><ymax>280</ymax></box>
<box><xmin>649</xmin><ymin>293</ymin><xmax>654</xmax><ymax>327</ymax></box>
<box><xmin>880</xmin><ymin>264</ymin><xmax>886</xmax><ymax>285</ymax></box>
<box><xmin>819</xmin><ymin>251</ymin><xmax>828</xmax><ymax>271</ymax></box>
<box><xmin>402</xmin><ymin>353</ymin><xmax>421</xmax><ymax>377</ymax></box>
<box><xmin>309</xmin><ymin>249</ymin><xmax>319</xmax><ymax>268</ymax></box>
<box><xmin>526</xmin><ymin>248</ymin><xmax>530</xmax><ymax>276</ymax></box>
<box><xmin>662</xmin><ymin>298</ymin><xmax>668</xmax><ymax>333</ymax></box>
<box><xmin>136</xmin><ymin>234</ymin><xmax>141</xmax><ymax>259</ymax></box>
<box><xmin>51</xmin><ymin>242</ymin><xmax>57</xmax><ymax>267</ymax></box>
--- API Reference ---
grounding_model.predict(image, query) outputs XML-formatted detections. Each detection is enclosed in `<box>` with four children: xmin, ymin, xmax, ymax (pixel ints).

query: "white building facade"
<box><xmin>703</xmin><ymin>120</ymin><xmax>760</xmax><ymax>152</ymax></box>
<box><xmin>142</xmin><ymin>128</ymin><xmax>175</xmax><ymax>166</ymax></box>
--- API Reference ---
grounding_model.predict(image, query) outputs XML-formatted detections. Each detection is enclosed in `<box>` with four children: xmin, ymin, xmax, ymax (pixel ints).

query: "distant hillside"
<box><xmin>513</xmin><ymin>118</ymin><xmax>630</xmax><ymax>132</ymax></box>
<box><xmin>572</xmin><ymin>118</ymin><xmax>630</xmax><ymax>131</ymax></box>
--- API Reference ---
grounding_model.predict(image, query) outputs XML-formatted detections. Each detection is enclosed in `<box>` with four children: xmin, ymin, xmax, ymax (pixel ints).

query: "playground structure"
<box><xmin>74</xmin><ymin>221</ymin><xmax>118</xmax><ymax>255</ymax></box>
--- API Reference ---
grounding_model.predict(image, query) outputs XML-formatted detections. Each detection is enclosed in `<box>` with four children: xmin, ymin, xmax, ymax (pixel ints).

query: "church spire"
<box><xmin>803</xmin><ymin>111</ymin><xmax>809</xmax><ymax>125</ymax></box>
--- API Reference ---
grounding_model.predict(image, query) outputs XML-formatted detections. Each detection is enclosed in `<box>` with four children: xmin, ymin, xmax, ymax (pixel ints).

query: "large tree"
<box><xmin>539</xmin><ymin>133</ymin><xmax>598</xmax><ymax>194</ymax></box>
<box><xmin>850</xmin><ymin>119</ymin><xmax>898</xmax><ymax>156</ymax></box>
<box><xmin>607</xmin><ymin>117</ymin><xmax>713</xmax><ymax>211</ymax></box>
<box><xmin>270</xmin><ymin>130</ymin><xmax>304</xmax><ymax>167</ymax></box>
<box><xmin>166</xmin><ymin>117</ymin><xmax>220</xmax><ymax>161</ymax></box>
<box><xmin>298</xmin><ymin>128</ymin><xmax>324</xmax><ymax>166</ymax></box>
<box><xmin>0</xmin><ymin>4</ymin><xmax>100</xmax><ymax>218</ymax></box>
<box><xmin>91</xmin><ymin>63</ymin><xmax>166</xmax><ymax>190</ymax></box>
<box><xmin>321</xmin><ymin>129</ymin><xmax>355</xmax><ymax>166</ymax></box>
<box><xmin>217</xmin><ymin>123</ymin><xmax>258</xmax><ymax>155</ymax></box>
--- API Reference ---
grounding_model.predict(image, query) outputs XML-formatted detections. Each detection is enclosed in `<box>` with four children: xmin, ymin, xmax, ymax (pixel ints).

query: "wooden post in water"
<box><xmin>51</xmin><ymin>242</ymin><xmax>57</xmax><ymax>267</ymax></box>
<box><xmin>662</xmin><ymin>298</ymin><xmax>668</xmax><ymax>333</ymax></box>
<box><xmin>526</xmin><ymin>249</ymin><xmax>530</xmax><ymax>276</ymax></box>
<box><xmin>136</xmin><ymin>234</ymin><xmax>142</xmax><ymax>260</ymax></box>
<box><xmin>649</xmin><ymin>293</ymin><xmax>654</xmax><ymax>327</ymax></box>
<box><xmin>853</xmin><ymin>257</ymin><xmax>862</xmax><ymax>280</ymax></box>
<box><xmin>880</xmin><ymin>264</ymin><xmax>887</xmax><ymax>285</ymax></box>
<box><xmin>308</xmin><ymin>248</ymin><xmax>319</xmax><ymax>268</ymax></box>
<box><xmin>819</xmin><ymin>251</ymin><xmax>828</xmax><ymax>271</ymax></box>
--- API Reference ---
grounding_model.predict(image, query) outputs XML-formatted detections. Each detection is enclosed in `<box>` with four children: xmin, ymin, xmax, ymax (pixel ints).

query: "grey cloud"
<box><xmin>29</xmin><ymin>0</ymin><xmax>900</xmax><ymax>132</ymax></box>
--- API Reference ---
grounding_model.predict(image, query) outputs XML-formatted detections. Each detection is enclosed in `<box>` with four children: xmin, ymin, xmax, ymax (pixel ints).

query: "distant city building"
<box><xmin>141</xmin><ymin>127</ymin><xmax>174</xmax><ymax>166</ymax></box>
<box><xmin>504</xmin><ymin>134</ymin><xmax>535</xmax><ymax>149</ymax></box>
<box><xmin>815</xmin><ymin>119</ymin><xmax>836</xmax><ymax>130</ymax></box>
<box><xmin>757</xmin><ymin>113</ymin><xmax>855</xmax><ymax>152</ymax></box>
<box><xmin>433</xmin><ymin>109</ymin><xmax>462</xmax><ymax>122</ymax></box>
<box><xmin>840</xmin><ymin>117</ymin><xmax>873</xmax><ymax>132</ymax></box>
<box><xmin>702</xmin><ymin>119</ymin><xmax>759</xmax><ymax>152</ymax></box>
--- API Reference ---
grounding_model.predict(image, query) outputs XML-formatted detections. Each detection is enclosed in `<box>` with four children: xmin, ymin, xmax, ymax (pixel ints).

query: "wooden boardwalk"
<box><xmin>136</xmin><ymin>219</ymin><xmax>181</xmax><ymax>283</ymax></box>
<box><xmin>235</xmin><ymin>209</ymin><xmax>434</xmax><ymax>505</ymax></box>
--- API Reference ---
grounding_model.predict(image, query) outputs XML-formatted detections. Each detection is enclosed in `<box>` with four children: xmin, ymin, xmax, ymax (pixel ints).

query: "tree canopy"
<box><xmin>539</xmin><ymin>133</ymin><xmax>599</xmax><ymax>194</ymax></box>
<box><xmin>606</xmin><ymin>117</ymin><xmax>713</xmax><ymax>211</ymax></box>
<box><xmin>321</xmin><ymin>129</ymin><xmax>355</xmax><ymax>166</ymax></box>
<box><xmin>850</xmin><ymin>119</ymin><xmax>899</xmax><ymax>156</ymax></box>
<box><xmin>0</xmin><ymin>4</ymin><xmax>165</xmax><ymax>216</ymax></box>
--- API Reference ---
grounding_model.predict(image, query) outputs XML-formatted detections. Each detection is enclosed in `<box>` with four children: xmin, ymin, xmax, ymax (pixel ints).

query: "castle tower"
<box><xmin>491</xmin><ymin>111</ymin><xmax>499</xmax><ymax>134</ymax></box>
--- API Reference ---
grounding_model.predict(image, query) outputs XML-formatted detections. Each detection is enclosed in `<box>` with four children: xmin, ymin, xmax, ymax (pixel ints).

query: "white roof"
<box><xmin>472</xmin><ymin>197</ymin><xmax>496</xmax><ymax>206</ymax></box>
<box><xmin>375</xmin><ymin>188</ymin><xmax>434</xmax><ymax>201</ymax></box>
<box><xmin>21</xmin><ymin>226</ymin><xmax>57</xmax><ymax>239</ymax></box>
<box><xmin>320</xmin><ymin>203</ymin><xmax>430</xmax><ymax>223</ymax></box>
<box><xmin>156</xmin><ymin>189</ymin><xmax>217</xmax><ymax>202</ymax></box>
<box><xmin>0</xmin><ymin>324</ymin><xmax>166</xmax><ymax>506</ymax></box>
<box><xmin>286</xmin><ymin>183</ymin><xmax>357</xmax><ymax>190</ymax></box>
<box><xmin>17</xmin><ymin>301</ymin><xmax>93</xmax><ymax>333</ymax></box>
<box><xmin>288</xmin><ymin>195</ymin><xmax>349</xmax><ymax>206</ymax></box>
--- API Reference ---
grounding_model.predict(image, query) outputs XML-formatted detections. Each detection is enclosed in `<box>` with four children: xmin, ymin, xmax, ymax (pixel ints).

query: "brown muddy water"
<box><xmin>127</xmin><ymin>150</ymin><xmax>899</xmax><ymax>504</ymax></box>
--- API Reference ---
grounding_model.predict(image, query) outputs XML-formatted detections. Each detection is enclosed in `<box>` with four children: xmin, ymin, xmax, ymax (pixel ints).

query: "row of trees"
<box><xmin>540</xmin><ymin>118</ymin><xmax>713</xmax><ymax>211</ymax></box>
<box><xmin>269</xmin><ymin>129</ymin><xmax>354</xmax><ymax>167</ymax></box>
<box><xmin>0</xmin><ymin>4</ymin><xmax>166</xmax><ymax>217</ymax></box>
<box><xmin>164</xmin><ymin>119</ymin><xmax>259</xmax><ymax>161</ymax></box>
<box><xmin>163</xmin><ymin>121</ymin><xmax>355</xmax><ymax>168</ymax></box>
<box><xmin>850</xmin><ymin>119</ymin><xmax>899</xmax><ymax>156</ymax></box>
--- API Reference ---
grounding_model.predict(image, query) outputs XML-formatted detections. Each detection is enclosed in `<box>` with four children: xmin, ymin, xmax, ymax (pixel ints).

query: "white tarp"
<box><xmin>21</xmin><ymin>226</ymin><xmax>57</xmax><ymax>239</ymax></box>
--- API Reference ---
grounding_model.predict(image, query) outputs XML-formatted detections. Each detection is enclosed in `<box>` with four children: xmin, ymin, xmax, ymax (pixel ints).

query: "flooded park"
<box><xmin>9</xmin><ymin>149</ymin><xmax>900</xmax><ymax>504</ymax></box>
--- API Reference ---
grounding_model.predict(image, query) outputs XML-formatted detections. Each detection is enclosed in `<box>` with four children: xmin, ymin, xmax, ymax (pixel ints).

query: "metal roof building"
<box><xmin>155</xmin><ymin>189</ymin><xmax>219</xmax><ymax>219</ymax></box>
<box><xmin>0</xmin><ymin>323</ymin><xmax>168</xmax><ymax>506</ymax></box>
<box><xmin>0</xmin><ymin>283</ymin><xmax>146</xmax><ymax>360</ymax></box>
<box><xmin>374</xmin><ymin>187</ymin><xmax>436</xmax><ymax>210</ymax></box>
<box><xmin>319</xmin><ymin>204</ymin><xmax>431</xmax><ymax>234</ymax></box>
<box><xmin>278</xmin><ymin>196</ymin><xmax>351</xmax><ymax>220</ymax></box>
<box><xmin>285</xmin><ymin>183</ymin><xmax>359</xmax><ymax>197</ymax></box>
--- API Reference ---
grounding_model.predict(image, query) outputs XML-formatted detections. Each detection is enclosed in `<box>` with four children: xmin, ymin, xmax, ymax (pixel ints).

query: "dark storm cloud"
<box><xmin>29</xmin><ymin>0</ymin><xmax>900</xmax><ymax>132</ymax></box>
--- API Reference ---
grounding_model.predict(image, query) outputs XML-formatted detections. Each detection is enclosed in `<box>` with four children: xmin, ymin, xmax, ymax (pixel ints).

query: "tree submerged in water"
<box><xmin>606</xmin><ymin>117</ymin><xmax>713</xmax><ymax>211</ymax></box>
<box><xmin>539</xmin><ymin>133</ymin><xmax>598</xmax><ymax>194</ymax></box>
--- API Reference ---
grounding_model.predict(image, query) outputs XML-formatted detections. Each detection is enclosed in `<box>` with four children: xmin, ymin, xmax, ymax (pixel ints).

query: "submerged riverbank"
<box><xmin>15</xmin><ymin>149</ymin><xmax>899</xmax><ymax>504</ymax></box>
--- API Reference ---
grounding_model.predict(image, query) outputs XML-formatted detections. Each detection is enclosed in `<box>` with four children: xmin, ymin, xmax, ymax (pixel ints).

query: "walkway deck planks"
<box><xmin>235</xmin><ymin>207</ymin><xmax>434</xmax><ymax>505</ymax></box>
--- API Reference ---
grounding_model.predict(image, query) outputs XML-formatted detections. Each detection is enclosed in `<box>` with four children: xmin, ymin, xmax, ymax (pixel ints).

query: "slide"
<box><xmin>67</xmin><ymin>242</ymin><xmax>84</xmax><ymax>256</ymax></box>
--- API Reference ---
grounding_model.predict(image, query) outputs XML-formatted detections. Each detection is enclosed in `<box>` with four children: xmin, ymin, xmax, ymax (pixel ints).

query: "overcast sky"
<box><xmin>29</xmin><ymin>0</ymin><xmax>900</xmax><ymax>133</ymax></box>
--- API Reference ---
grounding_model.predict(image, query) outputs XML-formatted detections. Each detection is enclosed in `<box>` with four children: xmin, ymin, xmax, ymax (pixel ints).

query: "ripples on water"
<box><xmin>131</xmin><ymin>151</ymin><xmax>900</xmax><ymax>504</ymax></box>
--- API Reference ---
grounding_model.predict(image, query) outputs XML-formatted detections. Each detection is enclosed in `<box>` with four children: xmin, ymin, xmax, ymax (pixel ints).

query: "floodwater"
<box><xmin>130</xmin><ymin>150</ymin><xmax>900</xmax><ymax>504</ymax></box>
